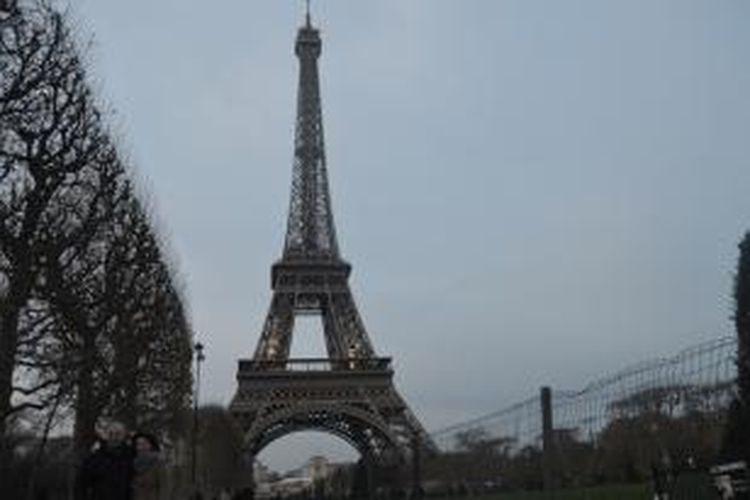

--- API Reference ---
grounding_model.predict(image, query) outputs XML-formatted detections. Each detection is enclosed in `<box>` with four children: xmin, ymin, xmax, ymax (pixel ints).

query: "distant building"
<box><xmin>269</xmin><ymin>476</ymin><xmax>313</xmax><ymax>497</ymax></box>
<box><xmin>254</xmin><ymin>455</ymin><xmax>354</xmax><ymax>498</ymax></box>
<box><xmin>254</xmin><ymin>460</ymin><xmax>274</xmax><ymax>484</ymax></box>
<box><xmin>305</xmin><ymin>455</ymin><xmax>330</xmax><ymax>481</ymax></box>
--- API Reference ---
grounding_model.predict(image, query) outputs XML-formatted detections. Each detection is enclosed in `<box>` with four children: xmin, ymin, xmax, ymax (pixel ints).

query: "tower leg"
<box><xmin>366</xmin><ymin>459</ymin><xmax>375</xmax><ymax>500</ymax></box>
<box><xmin>245</xmin><ymin>452</ymin><xmax>256</xmax><ymax>500</ymax></box>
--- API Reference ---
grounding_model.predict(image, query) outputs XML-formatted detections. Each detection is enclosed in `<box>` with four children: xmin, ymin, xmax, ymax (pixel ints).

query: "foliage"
<box><xmin>195</xmin><ymin>405</ymin><xmax>252</xmax><ymax>497</ymax></box>
<box><xmin>722</xmin><ymin>231</ymin><xmax>750</xmax><ymax>462</ymax></box>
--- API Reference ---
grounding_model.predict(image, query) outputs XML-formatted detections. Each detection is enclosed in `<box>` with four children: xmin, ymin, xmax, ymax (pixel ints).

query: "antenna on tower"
<box><xmin>305</xmin><ymin>0</ymin><xmax>311</xmax><ymax>27</ymax></box>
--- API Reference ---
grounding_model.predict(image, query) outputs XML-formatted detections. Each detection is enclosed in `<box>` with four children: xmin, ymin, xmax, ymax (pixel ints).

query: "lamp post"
<box><xmin>191</xmin><ymin>341</ymin><xmax>205</xmax><ymax>493</ymax></box>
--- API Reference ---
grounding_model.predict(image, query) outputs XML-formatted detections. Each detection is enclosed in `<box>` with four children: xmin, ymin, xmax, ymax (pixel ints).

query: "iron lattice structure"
<box><xmin>230</xmin><ymin>16</ymin><xmax>434</xmax><ymax>471</ymax></box>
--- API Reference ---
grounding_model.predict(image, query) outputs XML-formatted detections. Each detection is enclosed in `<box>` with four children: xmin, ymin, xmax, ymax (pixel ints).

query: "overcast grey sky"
<box><xmin>71</xmin><ymin>0</ymin><xmax>750</xmax><ymax>471</ymax></box>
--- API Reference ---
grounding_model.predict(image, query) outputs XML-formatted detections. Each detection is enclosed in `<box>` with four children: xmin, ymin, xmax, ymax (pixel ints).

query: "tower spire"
<box><xmin>305</xmin><ymin>0</ymin><xmax>311</xmax><ymax>27</ymax></box>
<box><xmin>284</xmin><ymin>6</ymin><xmax>340</xmax><ymax>261</ymax></box>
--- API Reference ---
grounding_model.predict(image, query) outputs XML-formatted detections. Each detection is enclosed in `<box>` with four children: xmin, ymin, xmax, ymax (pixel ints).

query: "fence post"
<box><xmin>541</xmin><ymin>386</ymin><xmax>555</xmax><ymax>493</ymax></box>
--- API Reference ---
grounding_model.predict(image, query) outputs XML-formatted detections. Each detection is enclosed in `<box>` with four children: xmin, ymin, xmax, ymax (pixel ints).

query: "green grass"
<box><xmin>443</xmin><ymin>484</ymin><xmax>651</xmax><ymax>500</ymax></box>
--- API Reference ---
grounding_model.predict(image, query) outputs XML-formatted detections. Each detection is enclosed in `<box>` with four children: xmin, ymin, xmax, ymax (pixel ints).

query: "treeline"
<box><xmin>723</xmin><ymin>231</ymin><xmax>750</xmax><ymax>463</ymax></box>
<box><xmin>0</xmin><ymin>0</ymin><xmax>192</xmax><ymax>494</ymax></box>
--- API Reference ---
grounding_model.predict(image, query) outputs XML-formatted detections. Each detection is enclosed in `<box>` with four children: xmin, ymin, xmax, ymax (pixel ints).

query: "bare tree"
<box><xmin>0</xmin><ymin>0</ymin><xmax>104</xmax><ymax>442</ymax></box>
<box><xmin>1</xmin><ymin>2</ymin><xmax>193</xmax><ymax>488</ymax></box>
<box><xmin>33</xmin><ymin>181</ymin><xmax>192</xmax><ymax>456</ymax></box>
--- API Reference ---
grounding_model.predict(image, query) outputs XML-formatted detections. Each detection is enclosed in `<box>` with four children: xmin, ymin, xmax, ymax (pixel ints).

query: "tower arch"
<box><xmin>246</xmin><ymin>403</ymin><xmax>402</xmax><ymax>466</ymax></box>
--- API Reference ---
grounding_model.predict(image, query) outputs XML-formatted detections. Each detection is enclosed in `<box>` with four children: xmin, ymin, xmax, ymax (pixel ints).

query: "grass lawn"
<box><xmin>442</xmin><ymin>484</ymin><xmax>651</xmax><ymax>500</ymax></box>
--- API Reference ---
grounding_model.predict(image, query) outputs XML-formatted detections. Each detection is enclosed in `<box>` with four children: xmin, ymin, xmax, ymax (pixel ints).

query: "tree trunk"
<box><xmin>73</xmin><ymin>332</ymin><xmax>98</xmax><ymax>461</ymax></box>
<box><xmin>0</xmin><ymin>303</ymin><xmax>21</xmax><ymax>493</ymax></box>
<box><xmin>0</xmin><ymin>307</ymin><xmax>20</xmax><ymax>432</ymax></box>
<box><xmin>120</xmin><ymin>327</ymin><xmax>139</xmax><ymax>429</ymax></box>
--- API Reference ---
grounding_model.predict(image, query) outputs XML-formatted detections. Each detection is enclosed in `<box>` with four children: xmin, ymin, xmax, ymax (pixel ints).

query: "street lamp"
<box><xmin>191</xmin><ymin>341</ymin><xmax>205</xmax><ymax>493</ymax></box>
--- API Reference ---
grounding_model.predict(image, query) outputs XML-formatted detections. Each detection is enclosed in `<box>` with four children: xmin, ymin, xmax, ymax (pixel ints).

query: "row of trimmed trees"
<box><xmin>0</xmin><ymin>0</ymin><xmax>193</xmax><ymax>494</ymax></box>
<box><xmin>723</xmin><ymin>231</ymin><xmax>750</xmax><ymax>463</ymax></box>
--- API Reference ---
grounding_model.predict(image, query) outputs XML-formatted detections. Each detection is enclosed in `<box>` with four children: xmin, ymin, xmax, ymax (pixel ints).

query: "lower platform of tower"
<box><xmin>229</xmin><ymin>357</ymin><xmax>436</xmax><ymax>491</ymax></box>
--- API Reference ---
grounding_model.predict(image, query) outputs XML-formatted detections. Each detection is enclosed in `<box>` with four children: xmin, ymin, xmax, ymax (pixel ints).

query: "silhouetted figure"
<box><xmin>132</xmin><ymin>432</ymin><xmax>161</xmax><ymax>500</ymax></box>
<box><xmin>231</xmin><ymin>487</ymin><xmax>254</xmax><ymax>500</ymax></box>
<box><xmin>74</xmin><ymin>422</ymin><xmax>135</xmax><ymax>500</ymax></box>
<box><xmin>651</xmin><ymin>462</ymin><xmax>668</xmax><ymax>500</ymax></box>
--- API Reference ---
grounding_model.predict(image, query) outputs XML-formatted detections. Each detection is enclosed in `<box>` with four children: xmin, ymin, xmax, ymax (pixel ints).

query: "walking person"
<box><xmin>74</xmin><ymin>421</ymin><xmax>135</xmax><ymax>500</ymax></box>
<box><xmin>132</xmin><ymin>432</ymin><xmax>162</xmax><ymax>500</ymax></box>
<box><xmin>652</xmin><ymin>462</ymin><xmax>668</xmax><ymax>500</ymax></box>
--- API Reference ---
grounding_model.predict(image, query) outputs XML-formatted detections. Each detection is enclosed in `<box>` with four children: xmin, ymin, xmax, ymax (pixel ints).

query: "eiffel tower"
<box><xmin>229</xmin><ymin>9</ymin><xmax>435</xmax><ymax>482</ymax></box>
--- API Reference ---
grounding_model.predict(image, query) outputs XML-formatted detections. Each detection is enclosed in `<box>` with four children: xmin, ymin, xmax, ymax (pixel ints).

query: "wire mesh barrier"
<box><xmin>426</xmin><ymin>336</ymin><xmax>740</xmax><ymax>495</ymax></box>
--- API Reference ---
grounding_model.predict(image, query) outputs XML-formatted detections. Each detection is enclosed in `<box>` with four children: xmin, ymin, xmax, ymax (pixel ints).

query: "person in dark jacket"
<box><xmin>132</xmin><ymin>432</ymin><xmax>161</xmax><ymax>500</ymax></box>
<box><xmin>74</xmin><ymin>421</ymin><xmax>135</xmax><ymax>500</ymax></box>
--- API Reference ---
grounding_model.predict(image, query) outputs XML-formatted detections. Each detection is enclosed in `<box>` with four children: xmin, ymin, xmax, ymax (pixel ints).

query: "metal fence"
<box><xmin>431</xmin><ymin>336</ymin><xmax>738</xmax><ymax>454</ymax></box>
